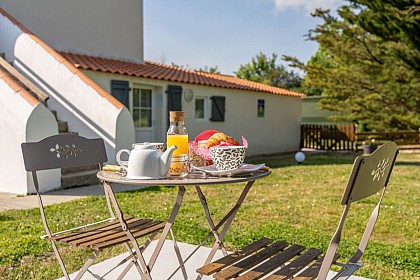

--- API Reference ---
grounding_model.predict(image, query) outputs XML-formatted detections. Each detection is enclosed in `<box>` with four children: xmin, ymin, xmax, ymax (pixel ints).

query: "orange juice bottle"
<box><xmin>167</xmin><ymin>111</ymin><xmax>188</xmax><ymax>155</ymax></box>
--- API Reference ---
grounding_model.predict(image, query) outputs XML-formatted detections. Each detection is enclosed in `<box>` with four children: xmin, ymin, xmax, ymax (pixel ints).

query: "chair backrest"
<box><xmin>341</xmin><ymin>141</ymin><xmax>399</xmax><ymax>205</ymax></box>
<box><xmin>318</xmin><ymin>141</ymin><xmax>399</xmax><ymax>279</ymax></box>
<box><xmin>22</xmin><ymin>134</ymin><xmax>108</xmax><ymax>172</ymax></box>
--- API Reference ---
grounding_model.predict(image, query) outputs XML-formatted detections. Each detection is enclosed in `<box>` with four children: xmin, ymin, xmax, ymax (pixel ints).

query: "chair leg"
<box><xmin>331</xmin><ymin>262</ymin><xmax>363</xmax><ymax>280</ymax></box>
<box><xmin>49</xmin><ymin>239</ymin><xmax>70</xmax><ymax>280</ymax></box>
<box><xmin>74</xmin><ymin>249</ymin><xmax>100</xmax><ymax>280</ymax></box>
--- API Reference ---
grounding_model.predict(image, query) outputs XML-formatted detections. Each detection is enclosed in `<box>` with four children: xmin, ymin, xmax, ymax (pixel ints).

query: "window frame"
<box><xmin>194</xmin><ymin>96</ymin><xmax>207</xmax><ymax>120</ymax></box>
<box><xmin>132</xmin><ymin>87</ymin><xmax>153</xmax><ymax>128</ymax></box>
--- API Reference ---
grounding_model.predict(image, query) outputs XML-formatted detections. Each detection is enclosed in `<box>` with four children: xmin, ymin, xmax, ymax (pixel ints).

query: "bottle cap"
<box><xmin>169</xmin><ymin>111</ymin><xmax>185</xmax><ymax>122</ymax></box>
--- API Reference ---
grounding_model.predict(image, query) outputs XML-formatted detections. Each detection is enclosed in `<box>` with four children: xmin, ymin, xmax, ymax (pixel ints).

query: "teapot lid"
<box><xmin>132</xmin><ymin>142</ymin><xmax>164</xmax><ymax>149</ymax></box>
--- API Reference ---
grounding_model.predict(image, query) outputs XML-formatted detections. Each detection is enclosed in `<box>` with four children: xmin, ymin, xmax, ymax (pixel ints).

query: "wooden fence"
<box><xmin>300</xmin><ymin>124</ymin><xmax>420</xmax><ymax>151</ymax></box>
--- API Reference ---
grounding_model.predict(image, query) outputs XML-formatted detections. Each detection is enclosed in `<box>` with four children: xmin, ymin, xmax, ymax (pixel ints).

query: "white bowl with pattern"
<box><xmin>209</xmin><ymin>146</ymin><xmax>246</xmax><ymax>171</ymax></box>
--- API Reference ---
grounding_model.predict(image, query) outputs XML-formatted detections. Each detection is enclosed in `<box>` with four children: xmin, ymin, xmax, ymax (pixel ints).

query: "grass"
<box><xmin>0</xmin><ymin>151</ymin><xmax>419</xmax><ymax>279</ymax></box>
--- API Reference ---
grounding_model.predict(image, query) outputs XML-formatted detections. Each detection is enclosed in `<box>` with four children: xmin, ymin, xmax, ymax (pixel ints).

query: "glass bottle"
<box><xmin>166</xmin><ymin>111</ymin><xmax>188</xmax><ymax>156</ymax></box>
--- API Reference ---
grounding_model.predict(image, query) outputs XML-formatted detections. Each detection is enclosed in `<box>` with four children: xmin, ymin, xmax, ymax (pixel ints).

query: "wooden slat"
<box><xmin>213</xmin><ymin>241</ymin><xmax>289</xmax><ymax>280</ymax></box>
<box><xmin>51</xmin><ymin>215</ymin><xmax>165</xmax><ymax>250</ymax></box>
<box><xmin>93</xmin><ymin>221</ymin><xmax>166</xmax><ymax>250</ymax></box>
<box><xmin>235</xmin><ymin>244</ymin><xmax>305</xmax><ymax>280</ymax></box>
<box><xmin>294</xmin><ymin>254</ymin><xmax>340</xmax><ymax>280</ymax></box>
<box><xmin>197</xmin><ymin>237</ymin><xmax>273</xmax><ymax>275</ymax></box>
<box><xmin>265</xmin><ymin>248</ymin><xmax>322</xmax><ymax>280</ymax></box>
<box><xmin>68</xmin><ymin>218</ymin><xmax>156</xmax><ymax>246</ymax></box>
<box><xmin>53</xmin><ymin>216</ymin><xmax>138</xmax><ymax>242</ymax></box>
<box><xmin>76</xmin><ymin>220</ymin><xmax>163</xmax><ymax>247</ymax></box>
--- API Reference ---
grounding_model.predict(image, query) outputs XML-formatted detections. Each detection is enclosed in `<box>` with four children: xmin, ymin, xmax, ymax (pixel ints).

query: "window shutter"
<box><xmin>167</xmin><ymin>85</ymin><xmax>183</xmax><ymax>111</ymax></box>
<box><xmin>111</xmin><ymin>80</ymin><xmax>129</xmax><ymax>108</ymax></box>
<box><xmin>210</xmin><ymin>96</ymin><xmax>225</xmax><ymax>122</ymax></box>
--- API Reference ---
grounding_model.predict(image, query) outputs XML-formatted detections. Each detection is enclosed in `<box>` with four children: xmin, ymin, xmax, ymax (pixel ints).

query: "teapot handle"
<box><xmin>116</xmin><ymin>149</ymin><xmax>130</xmax><ymax>170</ymax></box>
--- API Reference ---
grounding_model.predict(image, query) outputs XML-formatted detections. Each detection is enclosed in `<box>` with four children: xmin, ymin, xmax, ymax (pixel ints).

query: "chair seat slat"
<box><xmin>265</xmin><ymin>248</ymin><xmax>323</xmax><ymax>280</ymax></box>
<box><xmin>52</xmin><ymin>216</ymin><xmax>139</xmax><ymax>242</ymax></box>
<box><xmin>67</xmin><ymin>218</ymin><xmax>154</xmax><ymax>246</ymax></box>
<box><xmin>93</xmin><ymin>221</ymin><xmax>166</xmax><ymax>249</ymax></box>
<box><xmin>71</xmin><ymin>220</ymin><xmax>163</xmax><ymax>247</ymax></box>
<box><xmin>235</xmin><ymin>244</ymin><xmax>306</xmax><ymax>280</ymax></box>
<box><xmin>196</xmin><ymin>237</ymin><xmax>273</xmax><ymax>275</ymax></box>
<box><xmin>214</xmin><ymin>241</ymin><xmax>289</xmax><ymax>280</ymax></box>
<box><xmin>51</xmin><ymin>215</ymin><xmax>165</xmax><ymax>250</ymax></box>
<box><xmin>293</xmin><ymin>254</ymin><xmax>340</xmax><ymax>280</ymax></box>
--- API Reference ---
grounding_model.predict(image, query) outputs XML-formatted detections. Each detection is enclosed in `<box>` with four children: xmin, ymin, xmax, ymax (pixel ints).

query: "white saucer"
<box><xmin>125</xmin><ymin>175</ymin><xmax>166</xmax><ymax>180</ymax></box>
<box><xmin>192</xmin><ymin>163</ymin><xmax>265</xmax><ymax>177</ymax></box>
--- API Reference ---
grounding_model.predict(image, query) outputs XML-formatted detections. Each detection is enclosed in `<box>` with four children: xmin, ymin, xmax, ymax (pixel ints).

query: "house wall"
<box><xmin>11</xmin><ymin>33</ymin><xmax>135</xmax><ymax>164</ymax></box>
<box><xmin>302</xmin><ymin>96</ymin><xmax>336</xmax><ymax>124</ymax></box>
<box><xmin>84</xmin><ymin>70</ymin><xmax>302</xmax><ymax>157</ymax></box>
<box><xmin>0</xmin><ymin>0</ymin><xmax>143</xmax><ymax>63</ymax></box>
<box><xmin>0</xmin><ymin>79</ymin><xmax>59</xmax><ymax>194</ymax></box>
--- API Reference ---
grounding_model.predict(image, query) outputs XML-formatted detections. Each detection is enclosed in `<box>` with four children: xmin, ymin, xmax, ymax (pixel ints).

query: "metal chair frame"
<box><xmin>21</xmin><ymin>134</ymin><xmax>168</xmax><ymax>279</ymax></box>
<box><xmin>196</xmin><ymin>141</ymin><xmax>399</xmax><ymax>280</ymax></box>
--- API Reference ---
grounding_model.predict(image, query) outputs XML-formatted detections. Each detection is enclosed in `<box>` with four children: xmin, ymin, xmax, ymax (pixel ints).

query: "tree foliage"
<box><xmin>285</xmin><ymin>0</ymin><xmax>419</xmax><ymax>131</ymax></box>
<box><xmin>235</xmin><ymin>52</ymin><xmax>303</xmax><ymax>91</ymax></box>
<box><xmin>196</xmin><ymin>66</ymin><xmax>220</xmax><ymax>73</ymax></box>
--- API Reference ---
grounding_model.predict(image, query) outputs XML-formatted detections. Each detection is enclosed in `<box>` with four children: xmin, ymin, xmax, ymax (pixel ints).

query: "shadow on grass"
<box><xmin>395</xmin><ymin>161</ymin><xmax>420</xmax><ymax>166</ymax></box>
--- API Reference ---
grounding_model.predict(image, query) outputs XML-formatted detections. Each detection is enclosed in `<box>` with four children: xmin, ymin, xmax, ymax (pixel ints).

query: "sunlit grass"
<box><xmin>0</xmin><ymin>151</ymin><xmax>418</xmax><ymax>279</ymax></box>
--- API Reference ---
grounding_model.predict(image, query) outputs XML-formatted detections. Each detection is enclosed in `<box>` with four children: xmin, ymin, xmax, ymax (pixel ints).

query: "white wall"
<box><xmin>0</xmin><ymin>0</ymin><xmax>144</xmax><ymax>63</ymax></box>
<box><xmin>12</xmin><ymin>33</ymin><xmax>135</xmax><ymax>164</ymax></box>
<box><xmin>0</xmin><ymin>80</ymin><xmax>59</xmax><ymax>194</ymax></box>
<box><xmin>84</xmin><ymin>70</ymin><xmax>302</xmax><ymax>156</ymax></box>
<box><xmin>181</xmin><ymin>85</ymin><xmax>302</xmax><ymax>156</ymax></box>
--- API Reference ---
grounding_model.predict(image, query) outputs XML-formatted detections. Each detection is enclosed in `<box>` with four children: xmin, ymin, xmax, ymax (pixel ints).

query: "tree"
<box><xmin>196</xmin><ymin>66</ymin><xmax>220</xmax><ymax>73</ymax></box>
<box><xmin>350</xmin><ymin>0</ymin><xmax>420</xmax><ymax>72</ymax></box>
<box><xmin>235</xmin><ymin>52</ymin><xmax>303</xmax><ymax>91</ymax></box>
<box><xmin>285</xmin><ymin>1</ymin><xmax>420</xmax><ymax>131</ymax></box>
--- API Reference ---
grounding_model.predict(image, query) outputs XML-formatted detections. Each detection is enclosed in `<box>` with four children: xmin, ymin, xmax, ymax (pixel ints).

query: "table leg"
<box><xmin>195</xmin><ymin>180</ymin><xmax>255</xmax><ymax>278</ymax></box>
<box><xmin>195</xmin><ymin>186</ymin><xmax>228</xmax><ymax>256</ymax></box>
<box><xmin>148</xmin><ymin>186</ymin><xmax>187</xmax><ymax>278</ymax></box>
<box><xmin>102</xmin><ymin>181</ymin><xmax>152</xmax><ymax>280</ymax></box>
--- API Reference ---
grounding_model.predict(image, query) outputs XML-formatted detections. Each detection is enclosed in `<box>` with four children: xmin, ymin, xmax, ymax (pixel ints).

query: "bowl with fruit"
<box><xmin>189</xmin><ymin>130</ymin><xmax>247</xmax><ymax>170</ymax></box>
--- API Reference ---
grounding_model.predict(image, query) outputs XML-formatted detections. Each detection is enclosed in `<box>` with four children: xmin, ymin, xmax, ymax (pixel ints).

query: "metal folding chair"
<box><xmin>21</xmin><ymin>134</ymin><xmax>166</xmax><ymax>279</ymax></box>
<box><xmin>196</xmin><ymin>141</ymin><xmax>399</xmax><ymax>279</ymax></box>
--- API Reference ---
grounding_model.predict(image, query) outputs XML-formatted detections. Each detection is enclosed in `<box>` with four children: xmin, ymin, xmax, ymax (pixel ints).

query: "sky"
<box><xmin>144</xmin><ymin>0</ymin><xmax>341</xmax><ymax>76</ymax></box>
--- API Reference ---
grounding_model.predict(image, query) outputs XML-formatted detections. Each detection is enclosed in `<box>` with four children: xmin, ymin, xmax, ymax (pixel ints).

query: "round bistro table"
<box><xmin>97</xmin><ymin>168</ymin><xmax>271</xmax><ymax>279</ymax></box>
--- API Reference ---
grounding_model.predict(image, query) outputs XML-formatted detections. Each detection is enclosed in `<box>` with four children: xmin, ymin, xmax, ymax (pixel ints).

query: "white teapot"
<box><xmin>116</xmin><ymin>142</ymin><xmax>177</xmax><ymax>179</ymax></box>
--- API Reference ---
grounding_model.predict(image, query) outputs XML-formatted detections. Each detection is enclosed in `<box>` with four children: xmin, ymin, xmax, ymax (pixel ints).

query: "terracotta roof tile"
<box><xmin>59</xmin><ymin>52</ymin><xmax>305</xmax><ymax>98</ymax></box>
<box><xmin>0</xmin><ymin>67</ymin><xmax>40</xmax><ymax>107</ymax></box>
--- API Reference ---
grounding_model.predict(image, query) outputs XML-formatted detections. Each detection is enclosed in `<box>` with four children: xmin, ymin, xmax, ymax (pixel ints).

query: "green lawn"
<box><xmin>0</xmin><ymin>151</ymin><xmax>419</xmax><ymax>279</ymax></box>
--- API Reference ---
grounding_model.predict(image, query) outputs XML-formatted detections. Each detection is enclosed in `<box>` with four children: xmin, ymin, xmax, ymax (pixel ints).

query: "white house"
<box><xmin>0</xmin><ymin>0</ymin><xmax>304</xmax><ymax>194</ymax></box>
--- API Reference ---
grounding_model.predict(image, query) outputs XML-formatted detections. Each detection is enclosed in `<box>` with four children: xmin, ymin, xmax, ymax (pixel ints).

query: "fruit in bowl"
<box><xmin>190</xmin><ymin>130</ymin><xmax>248</xmax><ymax>168</ymax></box>
<box><xmin>209</xmin><ymin>145</ymin><xmax>246</xmax><ymax>171</ymax></box>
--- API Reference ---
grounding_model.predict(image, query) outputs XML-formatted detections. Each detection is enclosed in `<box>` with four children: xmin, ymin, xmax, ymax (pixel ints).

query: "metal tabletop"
<box><xmin>97</xmin><ymin>169</ymin><xmax>271</xmax><ymax>186</ymax></box>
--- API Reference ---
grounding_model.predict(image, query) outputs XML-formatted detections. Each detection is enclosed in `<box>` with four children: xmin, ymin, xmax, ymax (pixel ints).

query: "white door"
<box><xmin>132</xmin><ymin>87</ymin><xmax>154</xmax><ymax>142</ymax></box>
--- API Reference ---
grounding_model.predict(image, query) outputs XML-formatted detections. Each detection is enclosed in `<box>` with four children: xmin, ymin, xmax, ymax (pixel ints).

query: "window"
<box><xmin>258</xmin><ymin>99</ymin><xmax>265</xmax><ymax>118</ymax></box>
<box><xmin>132</xmin><ymin>88</ymin><xmax>152</xmax><ymax>127</ymax></box>
<box><xmin>195</xmin><ymin>97</ymin><xmax>205</xmax><ymax>119</ymax></box>
<box><xmin>210</xmin><ymin>96</ymin><xmax>225</xmax><ymax>122</ymax></box>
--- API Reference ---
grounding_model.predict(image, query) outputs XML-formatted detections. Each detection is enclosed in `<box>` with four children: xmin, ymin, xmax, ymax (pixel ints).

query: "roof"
<box><xmin>0</xmin><ymin>65</ymin><xmax>40</xmax><ymax>107</ymax></box>
<box><xmin>59</xmin><ymin>52</ymin><xmax>305</xmax><ymax>98</ymax></box>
